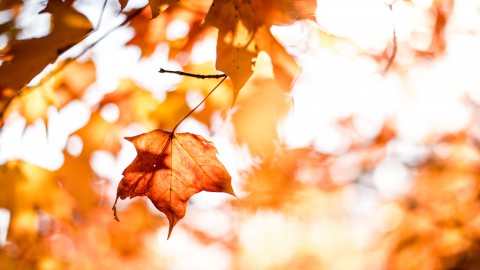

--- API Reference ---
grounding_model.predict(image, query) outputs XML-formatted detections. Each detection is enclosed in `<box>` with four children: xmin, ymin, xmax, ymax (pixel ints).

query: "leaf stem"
<box><xmin>97</xmin><ymin>0</ymin><xmax>109</xmax><ymax>29</ymax></box>
<box><xmin>171</xmin><ymin>76</ymin><xmax>227</xmax><ymax>134</ymax></box>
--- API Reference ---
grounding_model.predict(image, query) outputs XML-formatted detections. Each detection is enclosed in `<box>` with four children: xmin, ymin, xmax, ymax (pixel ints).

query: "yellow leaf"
<box><xmin>254</xmin><ymin>25</ymin><xmax>300</xmax><ymax>92</ymax></box>
<box><xmin>205</xmin><ymin>0</ymin><xmax>300</xmax><ymax>104</ymax></box>
<box><xmin>205</xmin><ymin>0</ymin><xmax>259</xmax><ymax>103</ymax></box>
<box><xmin>0</xmin><ymin>160</ymin><xmax>74</xmax><ymax>219</ymax></box>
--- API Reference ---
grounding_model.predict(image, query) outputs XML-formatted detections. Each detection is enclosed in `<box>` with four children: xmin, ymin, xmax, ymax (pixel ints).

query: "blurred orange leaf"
<box><xmin>99</xmin><ymin>79</ymin><xmax>160</xmax><ymax>129</ymax></box>
<box><xmin>204</xmin><ymin>0</ymin><xmax>258</xmax><ymax>102</ymax></box>
<box><xmin>74</xmin><ymin>112</ymin><xmax>124</xmax><ymax>155</ymax></box>
<box><xmin>114</xmin><ymin>129</ymin><xmax>235</xmax><ymax>238</ymax></box>
<box><xmin>0</xmin><ymin>0</ymin><xmax>92</xmax><ymax>91</ymax></box>
<box><xmin>0</xmin><ymin>160</ymin><xmax>74</xmax><ymax>221</ymax></box>
<box><xmin>126</xmin><ymin>4</ymin><xmax>208</xmax><ymax>58</ymax></box>
<box><xmin>55</xmin><ymin>59</ymin><xmax>96</xmax><ymax>107</ymax></box>
<box><xmin>149</xmin><ymin>0</ymin><xmax>178</xmax><ymax>19</ymax></box>
<box><xmin>204</xmin><ymin>0</ymin><xmax>300</xmax><ymax>104</ymax></box>
<box><xmin>55</xmin><ymin>152</ymin><xmax>98</xmax><ymax>215</ymax></box>
<box><xmin>6</xmin><ymin>78</ymin><xmax>58</xmax><ymax>126</ymax></box>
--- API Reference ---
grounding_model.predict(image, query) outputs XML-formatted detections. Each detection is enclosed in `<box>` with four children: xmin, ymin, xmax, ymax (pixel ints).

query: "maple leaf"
<box><xmin>113</xmin><ymin>129</ymin><xmax>235</xmax><ymax>238</ymax></box>
<box><xmin>204</xmin><ymin>0</ymin><xmax>300</xmax><ymax>104</ymax></box>
<box><xmin>204</xmin><ymin>0</ymin><xmax>258</xmax><ymax>103</ymax></box>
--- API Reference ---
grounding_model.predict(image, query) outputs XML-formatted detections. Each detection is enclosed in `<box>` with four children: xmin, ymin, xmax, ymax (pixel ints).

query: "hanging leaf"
<box><xmin>204</xmin><ymin>0</ymin><xmax>259</xmax><ymax>104</ymax></box>
<box><xmin>114</xmin><ymin>129</ymin><xmax>235</xmax><ymax>238</ymax></box>
<box><xmin>204</xmin><ymin>0</ymin><xmax>300</xmax><ymax>104</ymax></box>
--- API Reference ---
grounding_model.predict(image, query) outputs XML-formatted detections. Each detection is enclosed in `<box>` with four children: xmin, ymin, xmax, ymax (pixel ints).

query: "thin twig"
<box><xmin>0</xmin><ymin>6</ymin><xmax>146</xmax><ymax>122</ymax></box>
<box><xmin>63</xmin><ymin>7</ymin><xmax>145</xmax><ymax>68</ymax></box>
<box><xmin>172</xmin><ymin>76</ymin><xmax>227</xmax><ymax>134</ymax></box>
<box><xmin>159</xmin><ymin>68</ymin><xmax>226</xmax><ymax>79</ymax></box>
<box><xmin>97</xmin><ymin>0</ymin><xmax>109</xmax><ymax>29</ymax></box>
<box><xmin>381</xmin><ymin>1</ymin><xmax>398</xmax><ymax>74</ymax></box>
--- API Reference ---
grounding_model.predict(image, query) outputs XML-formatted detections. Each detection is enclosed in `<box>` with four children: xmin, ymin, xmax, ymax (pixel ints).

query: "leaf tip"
<box><xmin>166</xmin><ymin>214</ymin><xmax>180</xmax><ymax>240</ymax></box>
<box><xmin>226</xmin><ymin>185</ymin><xmax>237</xmax><ymax>198</ymax></box>
<box><xmin>124</xmin><ymin>136</ymin><xmax>135</xmax><ymax>142</ymax></box>
<box><xmin>166</xmin><ymin>222</ymin><xmax>175</xmax><ymax>240</ymax></box>
<box><xmin>230</xmin><ymin>89</ymin><xmax>240</xmax><ymax>108</ymax></box>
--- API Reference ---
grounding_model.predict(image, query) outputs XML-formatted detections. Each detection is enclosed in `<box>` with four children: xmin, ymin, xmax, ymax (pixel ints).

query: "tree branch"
<box><xmin>159</xmin><ymin>68</ymin><xmax>226</xmax><ymax>79</ymax></box>
<box><xmin>381</xmin><ymin>0</ymin><xmax>398</xmax><ymax>74</ymax></box>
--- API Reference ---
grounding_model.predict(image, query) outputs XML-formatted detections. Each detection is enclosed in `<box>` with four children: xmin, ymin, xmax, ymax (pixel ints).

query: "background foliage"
<box><xmin>1</xmin><ymin>0</ymin><xmax>480</xmax><ymax>269</ymax></box>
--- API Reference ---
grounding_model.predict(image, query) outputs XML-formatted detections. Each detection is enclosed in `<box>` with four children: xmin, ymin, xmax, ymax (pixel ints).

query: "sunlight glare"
<box><xmin>185</xmin><ymin>90</ymin><xmax>206</xmax><ymax>111</ymax></box>
<box><xmin>0</xmin><ymin>208</ymin><xmax>10</xmax><ymax>247</ymax></box>
<box><xmin>66</xmin><ymin>134</ymin><xmax>83</xmax><ymax>157</ymax></box>
<box><xmin>23</xmin><ymin>119</ymin><xmax>63</xmax><ymax>170</ymax></box>
<box><xmin>166</xmin><ymin>19</ymin><xmax>190</xmax><ymax>41</ymax></box>
<box><xmin>238</xmin><ymin>211</ymin><xmax>299</xmax><ymax>268</ymax></box>
<box><xmin>155</xmin><ymin>227</ymin><xmax>232</xmax><ymax>270</ymax></box>
<box><xmin>316</xmin><ymin>0</ymin><xmax>392</xmax><ymax>51</ymax></box>
<box><xmin>183</xmin><ymin>208</ymin><xmax>233</xmax><ymax>239</ymax></box>
<box><xmin>90</xmin><ymin>150</ymin><xmax>116</xmax><ymax>179</ymax></box>
<box><xmin>373</xmin><ymin>160</ymin><xmax>411</xmax><ymax>198</ymax></box>
<box><xmin>190</xmin><ymin>37</ymin><xmax>217</xmax><ymax>64</ymax></box>
<box><xmin>100</xmin><ymin>103</ymin><xmax>120</xmax><ymax>123</ymax></box>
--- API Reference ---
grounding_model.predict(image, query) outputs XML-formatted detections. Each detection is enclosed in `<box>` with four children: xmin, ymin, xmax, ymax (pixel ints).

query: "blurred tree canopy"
<box><xmin>1</xmin><ymin>0</ymin><xmax>480</xmax><ymax>269</ymax></box>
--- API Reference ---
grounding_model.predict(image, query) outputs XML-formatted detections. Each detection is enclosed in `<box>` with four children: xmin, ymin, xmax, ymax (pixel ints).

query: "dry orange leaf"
<box><xmin>114</xmin><ymin>129</ymin><xmax>235</xmax><ymax>238</ymax></box>
<box><xmin>204</xmin><ymin>0</ymin><xmax>258</xmax><ymax>103</ymax></box>
<box><xmin>204</xmin><ymin>0</ymin><xmax>300</xmax><ymax>104</ymax></box>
